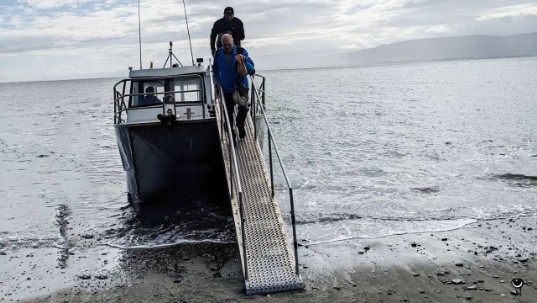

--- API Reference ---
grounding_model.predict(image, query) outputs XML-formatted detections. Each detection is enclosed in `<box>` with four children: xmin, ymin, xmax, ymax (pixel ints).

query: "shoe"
<box><xmin>238</xmin><ymin>127</ymin><xmax>246</xmax><ymax>139</ymax></box>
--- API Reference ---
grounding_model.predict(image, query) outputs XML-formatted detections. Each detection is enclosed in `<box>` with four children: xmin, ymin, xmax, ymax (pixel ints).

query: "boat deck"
<box><xmin>222</xmin><ymin>116</ymin><xmax>304</xmax><ymax>295</ymax></box>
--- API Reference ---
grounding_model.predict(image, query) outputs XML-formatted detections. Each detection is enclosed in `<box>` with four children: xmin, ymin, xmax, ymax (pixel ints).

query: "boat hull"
<box><xmin>115</xmin><ymin>119</ymin><xmax>228</xmax><ymax>205</ymax></box>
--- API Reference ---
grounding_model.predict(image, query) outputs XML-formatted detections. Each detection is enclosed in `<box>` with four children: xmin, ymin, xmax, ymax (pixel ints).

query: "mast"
<box><xmin>182</xmin><ymin>0</ymin><xmax>195</xmax><ymax>66</ymax></box>
<box><xmin>137</xmin><ymin>0</ymin><xmax>142</xmax><ymax>69</ymax></box>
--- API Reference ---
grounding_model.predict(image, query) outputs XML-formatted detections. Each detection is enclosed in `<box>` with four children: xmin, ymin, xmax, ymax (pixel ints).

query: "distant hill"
<box><xmin>345</xmin><ymin>32</ymin><xmax>537</xmax><ymax>66</ymax></box>
<box><xmin>255</xmin><ymin>32</ymin><xmax>537</xmax><ymax>70</ymax></box>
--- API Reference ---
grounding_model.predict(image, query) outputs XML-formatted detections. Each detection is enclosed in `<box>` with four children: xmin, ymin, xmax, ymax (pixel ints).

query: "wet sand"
<box><xmin>8</xmin><ymin>215</ymin><xmax>537</xmax><ymax>303</ymax></box>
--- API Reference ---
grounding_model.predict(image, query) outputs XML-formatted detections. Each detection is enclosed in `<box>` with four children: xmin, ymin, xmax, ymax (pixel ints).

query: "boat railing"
<box><xmin>113</xmin><ymin>74</ymin><xmax>207</xmax><ymax>124</ymax></box>
<box><xmin>249</xmin><ymin>74</ymin><xmax>300</xmax><ymax>276</ymax></box>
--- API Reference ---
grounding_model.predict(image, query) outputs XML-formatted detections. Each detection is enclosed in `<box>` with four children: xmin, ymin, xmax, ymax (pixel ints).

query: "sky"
<box><xmin>0</xmin><ymin>0</ymin><xmax>536</xmax><ymax>82</ymax></box>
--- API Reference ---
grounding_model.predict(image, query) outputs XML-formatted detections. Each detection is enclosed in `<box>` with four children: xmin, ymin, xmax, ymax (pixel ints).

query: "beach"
<box><xmin>1</xmin><ymin>59</ymin><xmax>536</xmax><ymax>303</ymax></box>
<box><xmin>12</xmin><ymin>215</ymin><xmax>535</xmax><ymax>303</ymax></box>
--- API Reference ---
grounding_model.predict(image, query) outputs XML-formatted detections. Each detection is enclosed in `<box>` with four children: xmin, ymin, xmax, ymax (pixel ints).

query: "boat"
<box><xmin>112</xmin><ymin>12</ymin><xmax>303</xmax><ymax>294</ymax></box>
<box><xmin>113</xmin><ymin>42</ymin><xmax>227</xmax><ymax>203</ymax></box>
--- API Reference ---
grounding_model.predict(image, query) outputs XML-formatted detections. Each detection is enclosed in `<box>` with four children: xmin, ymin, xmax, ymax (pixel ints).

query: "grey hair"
<box><xmin>220</xmin><ymin>33</ymin><xmax>233</xmax><ymax>44</ymax></box>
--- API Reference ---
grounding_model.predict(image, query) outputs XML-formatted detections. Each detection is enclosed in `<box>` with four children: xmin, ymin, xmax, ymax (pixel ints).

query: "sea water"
<box><xmin>0</xmin><ymin>57</ymin><xmax>535</xmax><ymax>299</ymax></box>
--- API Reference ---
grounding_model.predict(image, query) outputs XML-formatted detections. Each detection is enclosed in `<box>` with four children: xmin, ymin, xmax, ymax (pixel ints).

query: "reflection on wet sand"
<box><xmin>118</xmin><ymin>242</ymin><xmax>239</xmax><ymax>284</ymax></box>
<box><xmin>55</xmin><ymin>204</ymin><xmax>70</xmax><ymax>269</ymax></box>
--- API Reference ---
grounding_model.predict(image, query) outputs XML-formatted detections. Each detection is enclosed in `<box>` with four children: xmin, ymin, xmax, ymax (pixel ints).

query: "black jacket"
<box><xmin>210</xmin><ymin>17</ymin><xmax>245</xmax><ymax>53</ymax></box>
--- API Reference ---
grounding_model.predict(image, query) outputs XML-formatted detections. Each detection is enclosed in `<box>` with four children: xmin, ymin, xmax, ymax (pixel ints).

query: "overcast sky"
<box><xmin>1</xmin><ymin>0</ymin><xmax>536</xmax><ymax>82</ymax></box>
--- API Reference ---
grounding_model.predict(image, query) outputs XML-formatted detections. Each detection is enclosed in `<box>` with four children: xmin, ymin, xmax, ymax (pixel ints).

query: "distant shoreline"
<box><xmin>258</xmin><ymin>55</ymin><xmax>537</xmax><ymax>73</ymax></box>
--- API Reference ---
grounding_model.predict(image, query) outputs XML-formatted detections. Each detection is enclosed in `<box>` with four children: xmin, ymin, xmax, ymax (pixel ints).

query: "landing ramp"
<box><xmin>221</xmin><ymin>116</ymin><xmax>304</xmax><ymax>295</ymax></box>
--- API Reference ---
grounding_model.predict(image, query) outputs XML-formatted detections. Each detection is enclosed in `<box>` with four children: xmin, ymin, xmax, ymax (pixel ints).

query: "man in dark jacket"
<box><xmin>210</xmin><ymin>7</ymin><xmax>245</xmax><ymax>57</ymax></box>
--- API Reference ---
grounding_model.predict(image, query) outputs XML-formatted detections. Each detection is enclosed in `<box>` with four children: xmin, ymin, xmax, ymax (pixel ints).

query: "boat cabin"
<box><xmin>114</xmin><ymin>64</ymin><xmax>214</xmax><ymax>124</ymax></box>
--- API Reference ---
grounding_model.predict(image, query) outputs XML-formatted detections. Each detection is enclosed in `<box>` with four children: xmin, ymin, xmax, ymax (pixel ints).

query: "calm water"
<box><xmin>1</xmin><ymin>57</ymin><xmax>536</xmax><ymax>299</ymax></box>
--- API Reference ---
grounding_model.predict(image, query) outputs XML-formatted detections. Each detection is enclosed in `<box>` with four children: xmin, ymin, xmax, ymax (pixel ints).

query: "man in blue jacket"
<box><xmin>213</xmin><ymin>33</ymin><xmax>255</xmax><ymax>139</ymax></box>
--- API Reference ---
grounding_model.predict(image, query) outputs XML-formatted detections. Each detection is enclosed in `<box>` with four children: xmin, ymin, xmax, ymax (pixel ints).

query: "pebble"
<box><xmin>452</xmin><ymin>278</ymin><xmax>464</xmax><ymax>284</ymax></box>
<box><xmin>77</xmin><ymin>274</ymin><xmax>91</xmax><ymax>280</ymax></box>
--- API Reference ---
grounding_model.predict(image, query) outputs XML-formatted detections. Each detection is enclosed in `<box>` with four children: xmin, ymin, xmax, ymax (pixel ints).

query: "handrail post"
<box><xmin>113</xmin><ymin>91</ymin><xmax>117</xmax><ymax>124</ymax></box>
<box><xmin>289</xmin><ymin>187</ymin><xmax>299</xmax><ymax>276</ymax></box>
<box><xmin>229</xmin><ymin>135</ymin><xmax>234</xmax><ymax>197</ymax></box>
<box><xmin>262</xmin><ymin>79</ymin><xmax>265</xmax><ymax>109</ymax></box>
<box><xmin>252</xmin><ymin>81</ymin><xmax>256</xmax><ymax>141</ymax></box>
<box><xmin>239</xmin><ymin>192</ymin><xmax>248</xmax><ymax>280</ymax></box>
<box><xmin>269</xmin><ymin>131</ymin><xmax>274</xmax><ymax>197</ymax></box>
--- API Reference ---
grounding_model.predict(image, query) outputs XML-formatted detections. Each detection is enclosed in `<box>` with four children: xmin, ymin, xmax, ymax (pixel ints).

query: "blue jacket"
<box><xmin>213</xmin><ymin>46</ymin><xmax>255</xmax><ymax>94</ymax></box>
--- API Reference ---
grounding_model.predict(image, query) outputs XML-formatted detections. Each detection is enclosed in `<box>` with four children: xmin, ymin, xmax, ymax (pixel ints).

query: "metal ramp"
<box><xmin>216</xmin><ymin>98</ymin><xmax>304</xmax><ymax>295</ymax></box>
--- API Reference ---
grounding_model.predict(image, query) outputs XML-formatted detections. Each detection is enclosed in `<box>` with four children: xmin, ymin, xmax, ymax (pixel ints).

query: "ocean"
<box><xmin>0</xmin><ymin>57</ymin><xmax>536</xmax><ymax>300</ymax></box>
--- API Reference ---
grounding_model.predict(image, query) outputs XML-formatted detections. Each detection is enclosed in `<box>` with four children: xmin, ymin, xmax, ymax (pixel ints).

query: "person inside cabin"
<box><xmin>213</xmin><ymin>33</ymin><xmax>255</xmax><ymax>140</ymax></box>
<box><xmin>210</xmin><ymin>7</ymin><xmax>245</xmax><ymax>57</ymax></box>
<box><xmin>140</xmin><ymin>86</ymin><xmax>161</xmax><ymax>106</ymax></box>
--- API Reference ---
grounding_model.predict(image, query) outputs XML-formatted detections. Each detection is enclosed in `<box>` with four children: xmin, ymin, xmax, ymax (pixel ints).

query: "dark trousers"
<box><xmin>223</xmin><ymin>92</ymin><xmax>248</xmax><ymax>131</ymax></box>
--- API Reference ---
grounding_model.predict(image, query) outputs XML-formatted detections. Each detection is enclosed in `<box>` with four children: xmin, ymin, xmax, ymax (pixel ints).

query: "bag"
<box><xmin>233</xmin><ymin>81</ymin><xmax>249</xmax><ymax>107</ymax></box>
<box><xmin>237</xmin><ymin>60</ymin><xmax>248</xmax><ymax>77</ymax></box>
<box><xmin>235</xmin><ymin>46</ymin><xmax>248</xmax><ymax>76</ymax></box>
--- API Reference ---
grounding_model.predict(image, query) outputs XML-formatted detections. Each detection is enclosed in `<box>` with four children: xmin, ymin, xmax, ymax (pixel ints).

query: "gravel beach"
<box><xmin>8</xmin><ymin>215</ymin><xmax>535</xmax><ymax>303</ymax></box>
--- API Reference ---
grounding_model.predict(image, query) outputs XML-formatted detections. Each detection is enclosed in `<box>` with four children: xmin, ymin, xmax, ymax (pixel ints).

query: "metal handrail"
<box><xmin>215</xmin><ymin>85</ymin><xmax>249</xmax><ymax>281</ymax></box>
<box><xmin>249</xmin><ymin>75</ymin><xmax>301</xmax><ymax>277</ymax></box>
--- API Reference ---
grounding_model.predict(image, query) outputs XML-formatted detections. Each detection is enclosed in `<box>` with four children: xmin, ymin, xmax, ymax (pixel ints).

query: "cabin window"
<box><xmin>169</xmin><ymin>77</ymin><xmax>203</xmax><ymax>103</ymax></box>
<box><xmin>130</xmin><ymin>81</ymin><xmax>165</xmax><ymax>107</ymax></box>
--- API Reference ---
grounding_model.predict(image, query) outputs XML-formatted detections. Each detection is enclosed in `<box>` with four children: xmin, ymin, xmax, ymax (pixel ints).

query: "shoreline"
<box><xmin>10</xmin><ymin>216</ymin><xmax>537</xmax><ymax>303</ymax></box>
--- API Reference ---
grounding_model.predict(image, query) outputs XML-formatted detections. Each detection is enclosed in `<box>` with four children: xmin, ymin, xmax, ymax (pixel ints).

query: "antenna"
<box><xmin>182</xmin><ymin>0</ymin><xmax>195</xmax><ymax>66</ymax></box>
<box><xmin>137</xmin><ymin>0</ymin><xmax>142</xmax><ymax>69</ymax></box>
<box><xmin>163</xmin><ymin>41</ymin><xmax>183</xmax><ymax>68</ymax></box>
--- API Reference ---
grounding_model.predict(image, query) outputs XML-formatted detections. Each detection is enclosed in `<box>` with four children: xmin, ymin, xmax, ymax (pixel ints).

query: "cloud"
<box><xmin>17</xmin><ymin>0</ymin><xmax>99</xmax><ymax>10</ymax></box>
<box><xmin>477</xmin><ymin>3</ymin><xmax>537</xmax><ymax>21</ymax></box>
<box><xmin>0</xmin><ymin>0</ymin><xmax>536</xmax><ymax>82</ymax></box>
